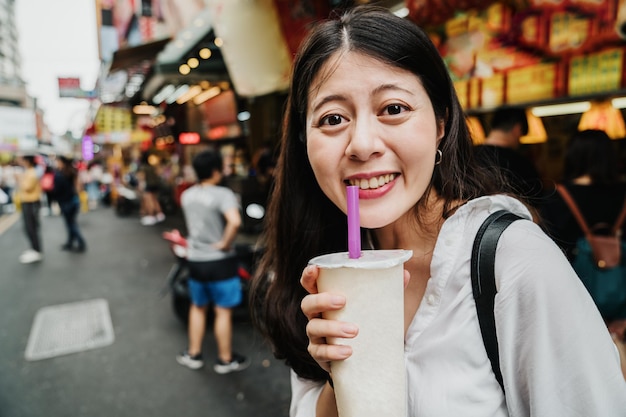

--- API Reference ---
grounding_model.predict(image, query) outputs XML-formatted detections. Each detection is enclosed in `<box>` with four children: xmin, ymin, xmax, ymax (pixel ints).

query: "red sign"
<box><xmin>179</xmin><ymin>132</ymin><xmax>200</xmax><ymax>144</ymax></box>
<box><xmin>58</xmin><ymin>77</ymin><xmax>97</xmax><ymax>99</ymax></box>
<box><xmin>58</xmin><ymin>77</ymin><xmax>81</xmax><ymax>89</ymax></box>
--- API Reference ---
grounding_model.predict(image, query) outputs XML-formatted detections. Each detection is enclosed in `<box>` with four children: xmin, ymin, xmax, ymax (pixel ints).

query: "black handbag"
<box><xmin>471</xmin><ymin>210</ymin><xmax>523</xmax><ymax>394</ymax></box>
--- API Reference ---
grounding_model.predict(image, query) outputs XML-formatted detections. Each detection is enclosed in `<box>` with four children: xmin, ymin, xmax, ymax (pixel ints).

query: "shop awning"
<box><xmin>141</xmin><ymin>9</ymin><xmax>230</xmax><ymax>102</ymax></box>
<box><xmin>108</xmin><ymin>37</ymin><xmax>171</xmax><ymax>73</ymax></box>
<box><xmin>156</xmin><ymin>9</ymin><xmax>214</xmax><ymax>67</ymax></box>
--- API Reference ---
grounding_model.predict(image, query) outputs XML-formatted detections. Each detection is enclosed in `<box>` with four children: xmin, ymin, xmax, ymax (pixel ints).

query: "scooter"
<box><xmin>161</xmin><ymin>229</ymin><xmax>260</xmax><ymax>324</ymax></box>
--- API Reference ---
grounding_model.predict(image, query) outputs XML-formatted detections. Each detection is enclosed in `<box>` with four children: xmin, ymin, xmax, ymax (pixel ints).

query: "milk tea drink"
<box><xmin>310</xmin><ymin>249</ymin><xmax>412</xmax><ymax>417</ymax></box>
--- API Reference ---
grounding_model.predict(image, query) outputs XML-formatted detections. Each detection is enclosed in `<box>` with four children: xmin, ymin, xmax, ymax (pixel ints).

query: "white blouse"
<box><xmin>290</xmin><ymin>195</ymin><xmax>626</xmax><ymax>417</ymax></box>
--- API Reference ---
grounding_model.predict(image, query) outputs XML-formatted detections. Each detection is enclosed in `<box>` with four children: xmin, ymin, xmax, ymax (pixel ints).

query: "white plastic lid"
<box><xmin>309</xmin><ymin>249</ymin><xmax>412</xmax><ymax>269</ymax></box>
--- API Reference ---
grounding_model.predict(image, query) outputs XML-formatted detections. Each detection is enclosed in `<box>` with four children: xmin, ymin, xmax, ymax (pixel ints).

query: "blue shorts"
<box><xmin>187</xmin><ymin>277</ymin><xmax>242</xmax><ymax>308</ymax></box>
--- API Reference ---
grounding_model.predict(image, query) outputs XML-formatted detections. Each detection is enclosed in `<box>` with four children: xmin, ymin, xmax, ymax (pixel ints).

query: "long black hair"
<box><xmin>58</xmin><ymin>156</ymin><xmax>77</xmax><ymax>182</ymax></box>
<box><xmin>563</xmin><ymin>129</ymin><xmax>619</xmax><ymax>185</ymax></box>
<box><xmin>250</xmin><ymin>5</ymin><xmax>499</xmax><ymax>382</ymax></box>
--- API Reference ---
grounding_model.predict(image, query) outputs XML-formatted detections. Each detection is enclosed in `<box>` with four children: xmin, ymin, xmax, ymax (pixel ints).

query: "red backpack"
<box><xmin>40</xmin><ymin>172</ymin><xmax>54</xmax><ymax>192</ymax></box>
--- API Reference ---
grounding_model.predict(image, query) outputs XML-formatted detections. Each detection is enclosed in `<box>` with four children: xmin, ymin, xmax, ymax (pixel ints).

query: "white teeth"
<box><xmin>349</xmin><ymin>174</ymin><xmax>396</xmax><ymax>190</ymax></box>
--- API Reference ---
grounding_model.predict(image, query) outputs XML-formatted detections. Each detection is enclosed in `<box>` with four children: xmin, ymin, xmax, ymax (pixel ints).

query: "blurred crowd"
<box><xmin>0</xmin><ymin>140</ymin><xmax>277</xmax><ymax>230</ymax></box>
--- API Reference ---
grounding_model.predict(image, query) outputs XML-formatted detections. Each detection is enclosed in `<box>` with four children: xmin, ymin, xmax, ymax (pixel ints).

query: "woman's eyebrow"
<box><xmin>311</xmin><ymin>94</ymin><xmax>347</xmax><ymax>113</ymax></box>
<box><xmin>311</xmin><ymin>84</ymin><xmax>414</xmax><ymax>113</ymax></box>
<box><xmin>372</xmin><ymin>83</ymin><xmax>414</xmax><ymax>96</ymax></box>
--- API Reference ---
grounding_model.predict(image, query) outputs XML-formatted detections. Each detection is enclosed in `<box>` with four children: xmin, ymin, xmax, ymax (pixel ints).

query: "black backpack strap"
<box><xmin>471</xmin><ymin>210</ymin><xmax>523</xmax><ymax>393</ymax></box>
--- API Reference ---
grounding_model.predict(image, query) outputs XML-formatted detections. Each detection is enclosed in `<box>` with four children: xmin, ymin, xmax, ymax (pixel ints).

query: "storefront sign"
<box><xmin>179</xmin><ymin>132</ymin><xmax>200</xmax><ymax>145</ymax></box>
<box><xmin>82</xmin><ymin>136</ymin><xmax>94</xmax><ymax>161</ymax></box>
<box><xmin>0</xmin><ymin>107</ymin><xmax>37</xmax><ymax>151</ymax></box>
<box><xmin>58</xmin><ymin>77</ymin><xmax>97</xmax><ymax>99</ymax></box>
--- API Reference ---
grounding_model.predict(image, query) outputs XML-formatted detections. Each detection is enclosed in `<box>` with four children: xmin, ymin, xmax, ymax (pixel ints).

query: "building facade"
<box><xmin>0</xmin><ymin>0</ymin><xmax>27</xmax><ymax>107</ymax></box>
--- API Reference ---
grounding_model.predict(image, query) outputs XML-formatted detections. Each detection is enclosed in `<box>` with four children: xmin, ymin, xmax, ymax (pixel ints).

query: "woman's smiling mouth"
<box><xmin>347</xmin><ymin>173</ymin><xmax>398</xmax><ymax>190</ymax></box>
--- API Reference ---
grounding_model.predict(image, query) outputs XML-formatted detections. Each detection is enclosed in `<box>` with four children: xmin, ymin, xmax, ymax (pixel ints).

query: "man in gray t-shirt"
<box><xmin>176</xmin><ymin>150</ymin><xmax>250</xmax><ymax>374</ymax></box>
<box><xmin>183</xmin><ymin>184</ymin><xmax>239</xmax><ymax>262</ymax></box>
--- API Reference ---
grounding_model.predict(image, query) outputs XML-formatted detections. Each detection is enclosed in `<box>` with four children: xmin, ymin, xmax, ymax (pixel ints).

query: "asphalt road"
<box><xmin>0</xmin><ymin>205</ymin><xmax>291</xmax><ymax>417</ymax></box>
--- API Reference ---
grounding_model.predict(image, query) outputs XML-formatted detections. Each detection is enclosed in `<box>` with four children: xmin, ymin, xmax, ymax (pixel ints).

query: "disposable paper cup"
<box><xmin>309</xmin><ymin>249</ymin><xmax>412</xmax><ymax>417</ymax></box>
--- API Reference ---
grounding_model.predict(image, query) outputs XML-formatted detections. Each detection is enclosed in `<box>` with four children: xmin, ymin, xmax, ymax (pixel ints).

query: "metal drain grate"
<box><xmin>25</xmin><ymin>298</ymin><xmax>115</xmax><ymax>361</ymax></box>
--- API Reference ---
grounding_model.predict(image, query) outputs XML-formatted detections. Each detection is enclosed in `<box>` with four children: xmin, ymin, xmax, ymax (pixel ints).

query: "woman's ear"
<box><xmin>436</xmin><ymin>118</ymin><xmax>446</xmax><ymax>144</ymax></box>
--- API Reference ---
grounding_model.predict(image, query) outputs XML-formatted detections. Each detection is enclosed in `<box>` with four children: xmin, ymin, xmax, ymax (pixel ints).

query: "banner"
<box><xmin>0</xmin><ymin>107</ymin><xmax>37</xmax><ymax>151</ymax></box>
<box><xmin>206</xmin><ymin>0</ymin><xmax>292</xmax><ymax>97</ymax></box>
<box><xmin>58</xmin><ymin>78</ymin><xmax>97</xmax><ymax>99</ymax></box>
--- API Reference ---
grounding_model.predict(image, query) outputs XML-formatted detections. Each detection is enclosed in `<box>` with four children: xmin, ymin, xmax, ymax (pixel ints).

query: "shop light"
<box><xmin>466</xmin><ymin>116</ymin><xmax>485</xmax><ymax>145</ymax></box>
<box><xmin>166</xmin><ymin>85</ymin><xmax>190</xmax><ymax>104</ymax></box>
<box><xmin>578</xmin><ymin>101</ymin><xmax>626</xmax><ymax>139</ymax></box>
<box><xmin>237</xmin><ymin>111</ymin><xmax>251</xmax><ymax>122</ymax></box>
<box><xmin>199</xmin><ymin>48</ymin><xmax>212</xmax><ymax>59</ymax></box>
<box><xmin>612</xmin><ymin>97</ymin><xmax>626</xmax><ymax>109</ymax></box>
<box><xmin>193</xmin><ymin>86</ymin><xmax>221</xmax><ymax>105</ymax></box>
<box><xmin>153</xmin><ymin>84</ymin><xmax>176</xmax><ymax>104</ymax></box>
<box><xmin>176</xmin><ymin>85</ymin><xmax>203</xmax><ymax>104</ymax></box>
<box><xmin>520</xmin><ymin>109</ymin><xmax>548</xmax><ymax>144</ymax></box>
<box><xmin>187</xmin><ymin>57</ymin><xmax>199</xmax><ymax>69</ymax></box>
<box><xmin>531</xmin><ymin>101</ymin><xmax>591</xmax><ymax>117</ymax></box>
<box><xmin>125</xmin><ymin>73</ymin><xmax>145</xmax><ymax>98</ymax></box>
<box><xmin>179</xmin><ymin>64</ymin><xmax>191</xmax><ymax>75</ymax></box>
<box><xmin>133</xmin><ymin>104</ymin><xmax>158</xmax><ymax>115</ymax></box>
<box><xmin>392</xmin><ymin>6</ymin><xmax>409</xmax><ymax>18</ymax></box>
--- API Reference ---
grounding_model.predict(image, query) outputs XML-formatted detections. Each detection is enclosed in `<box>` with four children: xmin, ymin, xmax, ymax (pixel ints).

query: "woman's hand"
<box><xmin>300</xmin><ymin>265</ymin><xmax>358</xmax><ymax>374</ymax></box>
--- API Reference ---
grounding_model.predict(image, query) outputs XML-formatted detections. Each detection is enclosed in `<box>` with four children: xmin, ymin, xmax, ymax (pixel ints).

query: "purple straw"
<box><xmin>347</xmin><ymin>185</ymin><xmax>361</xmax><ymax>259</ymax></box>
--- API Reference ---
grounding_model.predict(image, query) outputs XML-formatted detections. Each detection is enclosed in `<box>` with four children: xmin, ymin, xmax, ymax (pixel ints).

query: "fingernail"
<box><xmin>330</xmin><ymin>295</ymin><xmax>345</xmax><ymax>306</ymax></box>
<box><xmin>341</xmin><ymin>323</ymin><xmax>357</xmax><ymax>335</ymax></box>
<box><xmin>337</xmin><ymin>345</ymin><xmax>352</xmax><ymax>356</ymax></box>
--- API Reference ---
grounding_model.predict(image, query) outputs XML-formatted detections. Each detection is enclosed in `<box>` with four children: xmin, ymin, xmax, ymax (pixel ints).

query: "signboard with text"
<box><xmin>58</xmin><ymin>77</ymin><xmax>97</xmax><ymax>99</ymax></box>
<box><xmin>0</xmin><ymin>107</ymin><xmax>37</xmax><ymax>151</ymax></box>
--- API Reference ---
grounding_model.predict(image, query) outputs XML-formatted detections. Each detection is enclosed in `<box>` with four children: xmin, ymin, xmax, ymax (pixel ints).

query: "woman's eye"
<box><xmin>383</xmin><ymin>104</ymin><xmax>406</xmax><ymax>115</ymax></box>
<box><xmin>320</xmin><ymin>114</ymin><xmax>343</xmax><ymax>126</ymax></box>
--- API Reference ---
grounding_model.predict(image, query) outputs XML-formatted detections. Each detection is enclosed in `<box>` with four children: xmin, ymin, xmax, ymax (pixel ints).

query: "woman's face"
<box><xmin>306</xmin><ymin>51</ymin><xmax>443</xmax><ymax>229</ymax></box>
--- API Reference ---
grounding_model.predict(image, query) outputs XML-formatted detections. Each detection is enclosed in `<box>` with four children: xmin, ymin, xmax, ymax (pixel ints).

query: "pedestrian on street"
<box><xmin>17</xmin><ymin>154</ymin><xmax>43</xmax><ymax>263</ymax></box>
<box><xmin>138</xmin><ymin>151</ymin><xmax>165</xmax><ymax>226</ymax></box>
<box><xmin>176</xmin><ymin>149</ymin><xmax>249</xmax><ymax>374</ymax></box>
<box><xmin>53</xmin><ymin>156</ymin><xmax>87</xmax><ymax>252</ymax></box>
<box><xmin>474</xmin><ymin>106</ymin><xmax>544</xmax><ymax>207</ymax></box>
<box><xmin>250</xmin><ymin>5</ymin><xmax>626</xmax><ymax>417</ymax></box>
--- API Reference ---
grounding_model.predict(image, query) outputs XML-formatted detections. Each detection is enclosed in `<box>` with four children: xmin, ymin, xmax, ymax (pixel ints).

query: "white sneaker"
<box><xmin>19</xmin><ymin>250</ymin><xmax>42</xmax><ymax>264</ymax></box>
<box><xmin>19</xmin><ymin>249</ymin><xmax>35</xmax><ymax>258</ymax></box>
<box><xmin>176</xmin><ymin>351</ymin><xmax>204</xmax><ymax>370</ymax></box>
<box><xmin>213</xmin><ymin>353</ymin><xmax>250</xmax><ymax>374</ymax></box>
<box><xmin>140</xmin><ymin>215</ymin><xmax>157</xmax><ymax>226</ymax></box>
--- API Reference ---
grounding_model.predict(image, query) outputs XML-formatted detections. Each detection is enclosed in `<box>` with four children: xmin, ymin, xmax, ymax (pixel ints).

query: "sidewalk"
<box><xmin>0</xmin><ymin>206</ymin><xmax>290</xmax><ymax>417</ymax></box>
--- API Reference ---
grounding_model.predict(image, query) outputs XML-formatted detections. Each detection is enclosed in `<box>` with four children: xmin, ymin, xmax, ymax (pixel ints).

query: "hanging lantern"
<box><xmin>206</xmin><ymin>0</ymin><xmax>292</xmax><ymax>97</ymax></box>
<box><xmin>520</xmin><ymin>109</ymin><xmax>548</xmax><ymax>144</ymax></box>
<box><xmin>578</xmin><ymin>101</ymin><xmax>626</xmax><ymax>139</ymax></box>
<box><xmin>467</xmin><ymin>116</ymin><xmax>486</xmax><ymax>144</ymax></box>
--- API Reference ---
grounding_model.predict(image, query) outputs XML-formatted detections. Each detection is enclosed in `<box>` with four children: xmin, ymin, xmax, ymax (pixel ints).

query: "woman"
<box><xmin>542</xmin><ymin>129</ymin><xmax>626</xmax><ymax>261</ymax></box>
<box><xmin>53</xmin><ymin>156</ymin><xmax>87</xmax><ymax>252</ymax></box>
<box><xmin>250</xmin><ymin>6</ymin><xmax>626</xmax><ymax>417</ymax></box>
<box><xmin>542</xmin><ymin>129</ymin><xmax>626</xmax><ymax>365</ymax></box>
<box><xmin>137</xmin><ymin>151</ymin><xmax>165</xmax><ymax>226</ymax></box>
<box><xmin>17</xmin><ymin>155</ymin><xmax>43</xmax><ymax>263</ymax></box>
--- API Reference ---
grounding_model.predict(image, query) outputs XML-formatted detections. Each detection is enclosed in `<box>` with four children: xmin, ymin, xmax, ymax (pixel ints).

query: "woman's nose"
<box><xmin>345</xmin><ymin>120</ymin><xmax>384</xmax><ymax>161</ymax></box>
